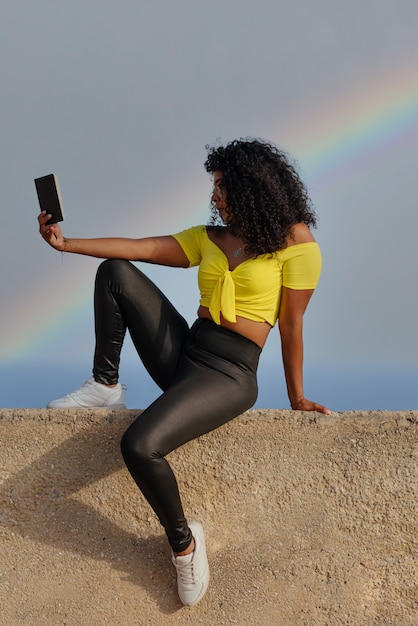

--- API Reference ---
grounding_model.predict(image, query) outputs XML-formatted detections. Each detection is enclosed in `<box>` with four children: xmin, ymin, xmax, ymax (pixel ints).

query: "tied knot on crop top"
<box><xmin>172</xmin><ymin>225</ymin><xmax>322</xmax><ymax>326</ymax></box>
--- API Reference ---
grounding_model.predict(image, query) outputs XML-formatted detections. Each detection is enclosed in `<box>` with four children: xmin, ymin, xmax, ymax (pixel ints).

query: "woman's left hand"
<box><xmin>291</xmin><ymin>395</ymin><xmax>332</xmax><ymax>415</ymax></box>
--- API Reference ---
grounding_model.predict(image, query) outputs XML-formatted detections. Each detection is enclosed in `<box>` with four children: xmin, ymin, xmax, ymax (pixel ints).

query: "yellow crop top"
<box><xmin>172</xmin><ymin>225</ymin><xmax>322</xmax><ymax>326</ymax></box>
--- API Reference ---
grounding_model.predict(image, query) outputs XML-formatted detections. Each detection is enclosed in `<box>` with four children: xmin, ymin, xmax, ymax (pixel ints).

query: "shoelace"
<box><xmin>177</xmin><ymin>559</ymin><xmax>196</xmax><ymax>585</ymax></box>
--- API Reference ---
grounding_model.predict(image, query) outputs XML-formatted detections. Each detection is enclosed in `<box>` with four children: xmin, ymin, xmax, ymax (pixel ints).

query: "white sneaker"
<box><xmin>171</xmin><ymin>521</ymin><xmax>209</xmax><ymax>606</ymax></box>
<box><xmin>47</xmin><ymin>377</ymin><xmax>126</xmax><ymax>409</ymax></box>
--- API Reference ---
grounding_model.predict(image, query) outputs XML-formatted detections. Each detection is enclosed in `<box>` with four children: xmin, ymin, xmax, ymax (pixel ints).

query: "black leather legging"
<box><xmin>93</xmin><ymin>259</ymin><xmax>261</xmax><ymax>552</ymax></box>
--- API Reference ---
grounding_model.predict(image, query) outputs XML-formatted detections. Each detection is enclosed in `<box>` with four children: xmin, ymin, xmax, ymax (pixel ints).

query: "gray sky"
<box><xmin>1</xmin><ymin>0</ymin><xmax>418</xmax><ymax>409</ymax></box>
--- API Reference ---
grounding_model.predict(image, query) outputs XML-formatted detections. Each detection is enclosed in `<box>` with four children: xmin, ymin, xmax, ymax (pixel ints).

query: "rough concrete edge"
<box><xmin>1</xmin><ymin>407</ymin><xmax>417</xmax><ymax>426</ymax></box>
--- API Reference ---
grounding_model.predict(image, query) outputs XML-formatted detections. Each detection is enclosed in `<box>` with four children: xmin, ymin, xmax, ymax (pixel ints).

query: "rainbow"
<box><xmin>287</xmin><ymin>64</ymin><xmax>418</xmax><ymax>190</ymax></box>
<box><xmin>1</xmin><ymin>190</ymin><xmax>208</xmax><ymax>363</ymax></box>
<box><xmin>2</xmin><ymin>64</ymin><xmax>417</xmax><ymax>363</ymax></box>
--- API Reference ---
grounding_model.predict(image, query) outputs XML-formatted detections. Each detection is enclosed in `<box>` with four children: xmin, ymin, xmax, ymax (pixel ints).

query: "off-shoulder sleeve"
<box><xmin>171</xmin><ymin>225</ymin><xmax>205</xmax><ymax>267</ymax></box>
<box><xmin>282</xmin><ymin>242</ymin><xmax>322</xmax><ymax>289</ymax></box>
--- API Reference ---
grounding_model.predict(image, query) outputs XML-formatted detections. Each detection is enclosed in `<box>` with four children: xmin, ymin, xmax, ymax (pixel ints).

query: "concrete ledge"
<box><xmin>1</xmin><ymin>409</ymin><xmax>417</xmax><ymax>625</ymax></box>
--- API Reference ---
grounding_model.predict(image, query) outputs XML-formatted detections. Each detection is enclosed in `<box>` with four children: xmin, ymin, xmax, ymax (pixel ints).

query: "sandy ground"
<box><xmin>0</xmin><ymin>408</ymin><xmax>417</xmax><ymax>626</ymax></box>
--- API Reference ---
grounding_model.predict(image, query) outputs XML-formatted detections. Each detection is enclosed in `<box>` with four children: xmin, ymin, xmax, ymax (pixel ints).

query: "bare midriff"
<box><xmin>197</xmin><ymin>305</ymin><xmax>272</xmax><ymax>348</ymax></box>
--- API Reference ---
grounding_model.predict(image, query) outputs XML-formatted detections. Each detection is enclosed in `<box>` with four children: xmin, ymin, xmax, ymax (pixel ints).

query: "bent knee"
<box><xmin>96</xmin><ymin>258</ymin><xmax>133</xmax><ymax>280</ymax></box>
<box><xmin>120</xmin><ymin>427</ymin><xmax>157</xmax><ymax>468</ymax></box>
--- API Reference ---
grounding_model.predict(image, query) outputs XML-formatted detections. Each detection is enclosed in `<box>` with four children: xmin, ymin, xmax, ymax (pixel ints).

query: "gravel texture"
<box><xmin>0</xmin><ymin>408</ymin><xmax>417</xmax><ymax>625</ymax></box>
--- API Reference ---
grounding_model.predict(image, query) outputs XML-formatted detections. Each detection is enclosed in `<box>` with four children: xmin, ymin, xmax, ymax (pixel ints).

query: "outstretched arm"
<box><xmin>278</xmin><ymin>286</ymin><xmax>330</xmax><ymax>414</ymax></box>
<box><xmin>38</xmin><ymin>211</ymin><xmax>190</xmax><ymax>267</ymax></box>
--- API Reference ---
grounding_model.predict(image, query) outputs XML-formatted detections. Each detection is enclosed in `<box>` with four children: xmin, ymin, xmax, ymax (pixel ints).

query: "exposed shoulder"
<box><xmin>206</xmin><ymin>225</ymin><xmax>226</xmax><ymax>238</ymax></box>
<box><xmin>286</xmin><ymin>223</ymin><xmax>316</xmax><ymax>246</ymax></box>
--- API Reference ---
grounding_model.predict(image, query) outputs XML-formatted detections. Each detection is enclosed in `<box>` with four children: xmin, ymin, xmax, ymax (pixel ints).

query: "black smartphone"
<box><xmin>34</xmin><ymin>174</ymin><xmax>65</xmax><ymax>225</ymax></box>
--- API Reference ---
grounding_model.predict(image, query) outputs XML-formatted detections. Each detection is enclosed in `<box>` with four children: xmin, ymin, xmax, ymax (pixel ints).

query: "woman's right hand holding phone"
<box><xmin>38</xmin><ymin>211</ymin><xmax>65</xmax><ymax>252</ymax></box>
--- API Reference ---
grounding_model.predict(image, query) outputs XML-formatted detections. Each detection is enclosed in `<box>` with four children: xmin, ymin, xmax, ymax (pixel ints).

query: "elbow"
<box><xmin>278</xmin><ymin>317</ymin><xmax>303</xmax><ymax>340</ymax></box>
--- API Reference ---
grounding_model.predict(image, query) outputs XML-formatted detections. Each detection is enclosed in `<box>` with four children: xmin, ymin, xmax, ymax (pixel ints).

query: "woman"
<box><xmin>38</xmin><ymin>138</ymin><xmax>330</xmax><ymax>607</ymax></box>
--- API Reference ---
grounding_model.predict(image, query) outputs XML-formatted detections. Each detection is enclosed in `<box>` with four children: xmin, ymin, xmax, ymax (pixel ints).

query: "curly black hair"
<box><xmin>204</xmin><ymin>138</ymin><xmax>317</xmax><ymax>256</ymax></box>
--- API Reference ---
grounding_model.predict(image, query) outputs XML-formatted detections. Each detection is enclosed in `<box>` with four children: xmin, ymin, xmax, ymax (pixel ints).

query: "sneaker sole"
<box><xmin>47</xmin><ymin>403</ymin><xmax>127</xmax><ymax>410</ymax></box>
